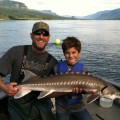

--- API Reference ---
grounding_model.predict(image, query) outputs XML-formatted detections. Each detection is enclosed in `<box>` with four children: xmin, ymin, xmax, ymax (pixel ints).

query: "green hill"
<box><xmin>0</xmin><ymin>0</ymin><xmax>75</xmax><ymax>20</ymax></box>
<box><xmin>0</xmin><ymin>7</ymin><xmax>69</xmax><ymax>20</ymax></box>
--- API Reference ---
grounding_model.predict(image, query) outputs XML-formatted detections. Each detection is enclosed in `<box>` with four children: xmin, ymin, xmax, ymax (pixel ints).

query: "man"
<box><xmin>0</xmin><ymin>22</ymin><xmax>58</xmax><ymax>120</ymax></box>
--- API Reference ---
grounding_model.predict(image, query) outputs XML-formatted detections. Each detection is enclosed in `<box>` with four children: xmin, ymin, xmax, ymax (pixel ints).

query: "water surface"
<box><xmin>0</xmin><ymin>20</ymin><xmax>120</xmax><ymax>86</ymax></box>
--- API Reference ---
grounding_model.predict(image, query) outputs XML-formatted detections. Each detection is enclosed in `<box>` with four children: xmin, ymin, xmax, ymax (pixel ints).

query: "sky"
<box><xmin>12</xmin><ymin>0</ymin><xmax>120</xmax><ymax>16</ymax></box>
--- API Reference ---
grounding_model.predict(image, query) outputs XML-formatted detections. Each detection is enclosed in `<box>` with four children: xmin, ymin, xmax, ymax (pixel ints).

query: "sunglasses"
<box><xmin>33</xmin><ymin>30</ymin><xmax>49</xmax><ymax>36</ymax></box>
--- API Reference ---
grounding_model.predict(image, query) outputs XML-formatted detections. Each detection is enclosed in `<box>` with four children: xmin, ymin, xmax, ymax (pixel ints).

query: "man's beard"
<box><xmin>32</xmin><ymin>42</ymin><xmax>46</xmax><ymax>52</ymax></box>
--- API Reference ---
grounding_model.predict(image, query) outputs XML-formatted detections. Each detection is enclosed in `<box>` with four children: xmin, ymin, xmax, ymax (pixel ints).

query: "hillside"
<box><xmin>0</xmin><ymin>0</ymin><xmax>75</xmax><ymax>20</ymax></box>
<box><xmin>0</xmin><ymin>0</ymin><xmax>28</xmax><ymax>9</ymax></box>
<box><xmin>82</xmin><ymin>8</ymin><xmax>120</xmax><ymax>20</ymax></box>
<box><xmin>0</xmin><ymin>7</ymin><xmax>69</xmax><ymax>20</ymax></box>
<box><xmin>0</xmin><ymin>0</ymin><xmax>119</xmax><ymax>20</ymax></box>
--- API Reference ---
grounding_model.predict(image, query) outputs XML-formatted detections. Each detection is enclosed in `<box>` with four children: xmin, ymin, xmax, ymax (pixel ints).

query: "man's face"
<box><xmin>30</xmin><ymin>30</ymin><xmax>50</xmax><ymax>52</ymax></box>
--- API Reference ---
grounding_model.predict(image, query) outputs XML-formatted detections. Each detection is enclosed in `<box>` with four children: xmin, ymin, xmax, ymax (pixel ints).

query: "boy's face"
<box><xmin>64</xmin><ymin>47</ymin><xmax>80</xmax><ymax>65</ymax></box>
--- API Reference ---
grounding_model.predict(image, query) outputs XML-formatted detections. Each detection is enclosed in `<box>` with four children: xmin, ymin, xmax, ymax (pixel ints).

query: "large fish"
<box><xmin>14</xmin><ymin>70</ymin><xmax>120</xmax><ymax>103</ymax></box>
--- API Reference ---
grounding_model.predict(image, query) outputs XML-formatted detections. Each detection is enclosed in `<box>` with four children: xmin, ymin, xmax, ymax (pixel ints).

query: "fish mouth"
<box><xmin>116</xmin><ymin>93</ymin><xmax>120</xmax><ymax>99</ymax></box>
<box><xmin>101</xmin><ymin>86</ymin><xmax>120</xmax><ymax>100</ymax></box>
<box><xmin>101</xmin><ymin>95</ymin><xmax>115</xmax><ymax>100</ymax></box>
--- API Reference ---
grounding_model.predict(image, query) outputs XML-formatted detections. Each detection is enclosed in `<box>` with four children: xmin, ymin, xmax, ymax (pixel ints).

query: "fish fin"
<box><xmin>22</xmin><ymin>70</ymin><xmax>37</xmax><ymax>82</ymax></box>
<box><xmin>85</xmin><ymin>94</ymin><xmax>100</xmax><ymax>104</ymax></box>
<box><xmin>14</xmin><ymin>89</ymin><xmax>32</xmax><ymax>99</ymax></box>
<box><xmin>38</xmin><ymin>91</ymin><xmax>54</xmax><ymax>99</ymax></box>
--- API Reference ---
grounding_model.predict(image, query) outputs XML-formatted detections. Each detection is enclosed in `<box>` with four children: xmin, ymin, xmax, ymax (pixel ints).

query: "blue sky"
<box><xmin>12</xmin><ymin>0</ymin><xmax>120</xmax><ymax>16</ymax></box>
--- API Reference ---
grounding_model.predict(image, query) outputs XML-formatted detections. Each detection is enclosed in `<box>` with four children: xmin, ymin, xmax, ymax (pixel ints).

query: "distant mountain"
<box><xmin>0</xmin><ymin>0</ymin><xmax>119</xmax><ymax>20</ymax></box>
<box><xmin>82</xmin><ymin>8</ymin><xmax>120</xmax><ymax>20</ymax></box>
<box><xmin>0</xmin><ymin>0</ymin><xmax>76</xmax><ymax>20</ymax></box>
<box><xmin>0</xmin><ymin>0</ymin><xmax>28</xmax><ymax>10</ymax></box>
<box><xmin>40</xmin><ymin>10</ymin><xmax>58</xmax><ymax>16</ymax></box>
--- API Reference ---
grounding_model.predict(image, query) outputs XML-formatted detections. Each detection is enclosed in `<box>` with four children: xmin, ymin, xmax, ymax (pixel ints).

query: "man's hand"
<box><xmin>0</xmin><ymin>82</ymin><xmax>19</xmax><ymax>96</ymax></box>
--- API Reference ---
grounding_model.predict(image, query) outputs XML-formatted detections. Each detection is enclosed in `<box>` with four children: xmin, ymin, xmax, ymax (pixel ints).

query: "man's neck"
<box><xmin>32</xmin><ymin>46</ymin><xmax>46</xmax><ymax>53</ymax></box>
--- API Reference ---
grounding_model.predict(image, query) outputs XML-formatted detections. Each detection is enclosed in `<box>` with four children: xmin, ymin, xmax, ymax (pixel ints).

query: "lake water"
<box><xmin>0</xmin><ymin>20</ymin><xmax>120</xmax><ymax>86</ymax></box>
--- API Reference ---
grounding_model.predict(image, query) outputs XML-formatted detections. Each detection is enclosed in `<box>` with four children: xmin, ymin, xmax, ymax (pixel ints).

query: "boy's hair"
<box><xmin>62</xmin><ymin>36</ymin><xmax>81</xmax><ymax>53</ymax></box>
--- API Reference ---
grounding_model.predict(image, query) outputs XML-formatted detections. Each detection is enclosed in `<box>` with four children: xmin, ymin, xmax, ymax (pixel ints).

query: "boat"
<box><xmin>0</xmin><ymin>82</ymin><xmax>120</xmax><ymax>120</ymax></box>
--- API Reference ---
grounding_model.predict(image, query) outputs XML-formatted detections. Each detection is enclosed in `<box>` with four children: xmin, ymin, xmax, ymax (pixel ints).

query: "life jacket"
<box><xmin>57</xmin><ymin>61</ymin><xmax>84</xmax><ymax>104</ymax></box>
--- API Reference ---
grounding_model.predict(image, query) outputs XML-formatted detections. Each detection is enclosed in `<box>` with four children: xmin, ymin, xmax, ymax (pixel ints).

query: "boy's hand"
<box><xmin>72</xmin><ymin>88</ymin><xmax>83</xmax><ymax>93</ymax></box>
<box><xmin>72</xmin><ymin>88</ymin><xmax>95</xmax><ymax>94</ymax></box>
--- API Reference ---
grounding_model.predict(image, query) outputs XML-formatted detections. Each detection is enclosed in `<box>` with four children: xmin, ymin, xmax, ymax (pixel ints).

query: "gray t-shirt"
<box><xmin>0</xmin><ymin>45</ymin><xmax>58</xmax><ymax>83</ymax></box>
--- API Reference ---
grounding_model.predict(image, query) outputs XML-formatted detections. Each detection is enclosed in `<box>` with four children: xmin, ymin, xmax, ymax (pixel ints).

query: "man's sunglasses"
<box><xmin>33</xmin><ymin>30</ymin><xmax>49</xmax><ymax>36</ymax></box>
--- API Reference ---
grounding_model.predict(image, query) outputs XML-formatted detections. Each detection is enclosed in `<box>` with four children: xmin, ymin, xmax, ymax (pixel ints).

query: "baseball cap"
<box><xmin>32</xmin><ymin>22</ymin><xmax>49</xmax><ymax>34</ymax></box>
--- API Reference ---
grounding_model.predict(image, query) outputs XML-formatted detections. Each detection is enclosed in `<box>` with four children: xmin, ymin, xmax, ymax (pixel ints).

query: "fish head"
<box><xmin>102</xmin><ymin>86</ymin><xmax>120</xmax><ymax>100</ymax></box>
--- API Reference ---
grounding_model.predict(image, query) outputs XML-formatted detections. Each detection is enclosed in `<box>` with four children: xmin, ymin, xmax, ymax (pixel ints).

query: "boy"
<box><xmin>55</xmin><ymin>37</ymin><xmax>93</xmax><ymax>120</ymax></box>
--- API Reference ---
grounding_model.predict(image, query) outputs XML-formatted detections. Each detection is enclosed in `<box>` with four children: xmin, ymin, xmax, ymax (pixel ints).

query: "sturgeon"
<box><xmin>14</xmin><ymin>70</ymin><xmax>120</xmax><ymax>104</ymax></box>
